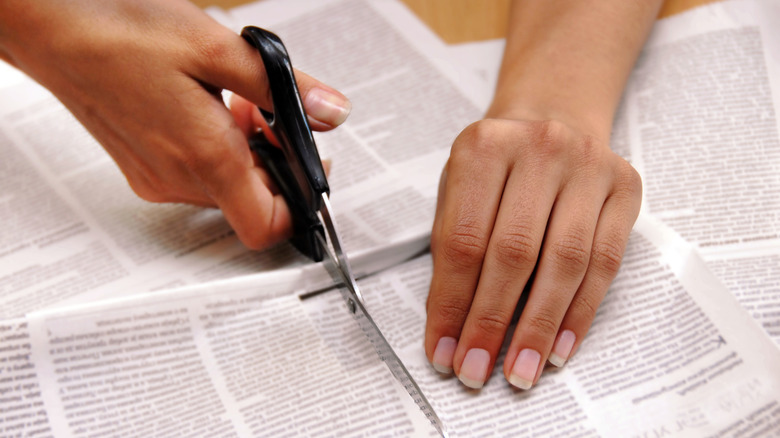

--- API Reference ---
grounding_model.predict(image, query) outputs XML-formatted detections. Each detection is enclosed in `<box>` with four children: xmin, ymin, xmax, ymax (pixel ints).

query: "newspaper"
<box><xmin>447</xmin><ymin>1</ymin><xmax>780</xmax><ymax>346</ymax></box>
<box><xmin>1</xmin><ymin>0</ymin><xmax>779</xmax><ymax>436</ymax></box>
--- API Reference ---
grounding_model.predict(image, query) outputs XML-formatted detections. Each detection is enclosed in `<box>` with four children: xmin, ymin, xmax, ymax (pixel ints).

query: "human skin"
<box><xmin>2</xmin><ymin>0</ymin><xmax>661</xmax><ymax>392</ymax></box>
<box><xmin>0</xmin><ymin>0</ymin><xmax>351</xmax><ymax>250</ymax></box>
<box><xmin>425</xmin><ymin>0</ymin><xmax>664</xmax><ymax>389</ymax></box>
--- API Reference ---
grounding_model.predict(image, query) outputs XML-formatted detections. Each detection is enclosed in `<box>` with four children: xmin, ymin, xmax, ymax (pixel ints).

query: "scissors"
<box><xmin>241</xmin><ymin>26</ymin><xmax>447</xmax><ymax>437</ymax></box>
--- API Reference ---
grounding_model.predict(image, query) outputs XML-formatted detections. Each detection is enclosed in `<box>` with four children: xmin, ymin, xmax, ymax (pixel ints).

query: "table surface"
<box><xmin>191</xmin><ymin>0</ymin><xmax>718</xmax><ymax>43</ymax></box>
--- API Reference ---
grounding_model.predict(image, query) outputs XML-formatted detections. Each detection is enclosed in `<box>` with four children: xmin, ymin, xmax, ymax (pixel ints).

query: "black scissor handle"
<box><xmin>241</xmin><ymin>26</ymin><xmax>328</xmax><ymax>261</ymax></box>
<box><xmin>249</xmin><ymin>133</ymin><xmax>324</xmax><ymax>261</ymax></box>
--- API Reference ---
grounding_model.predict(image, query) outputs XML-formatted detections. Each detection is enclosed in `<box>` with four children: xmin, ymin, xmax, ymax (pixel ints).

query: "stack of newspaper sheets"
<box><xmin>1</xmin><ymin>0</ymin><xmax>778</xmax><ymax>436</ymax></box>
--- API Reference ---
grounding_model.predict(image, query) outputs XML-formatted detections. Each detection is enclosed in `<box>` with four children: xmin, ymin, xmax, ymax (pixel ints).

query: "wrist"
<box><xmin>486</xmin><ymin>0</ymin><xmax>663</xmax><ymax>143</ymax></box>
<box><xmin>485</xmin><ymin>95</ymin><xmax>615</xmax><ymax>144</ymax></box>
<box><xmin>484</xmin><ymin>35</ymin><xmax>623</xmax><ymax>142</ymax></box>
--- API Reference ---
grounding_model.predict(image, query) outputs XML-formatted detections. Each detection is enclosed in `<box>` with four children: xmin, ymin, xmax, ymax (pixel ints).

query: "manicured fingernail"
<box><xmin>509</xmin><ymin>348</ymin><xmax>540</xmax><ymax>390</ymax></box>
<box><xmin>304</xmin><ymin>87</ymin><xmax>351</xmax><ymax>127</ymax></box>
<box><xmin>432</xmin><ymin>337</ymin><xmax>457</xmax><ymax>374</ymax></box>
<box><xmin>548</xmin><ymin>330</ymin><xmax>576</xmax><ymax>367</ymax></box>
<box><xmin>458</xmin><ymin>348</ymin><xmax>490</xmax><ymax>389</ymax></box>
<box><xmin>322</xmin><ymin>158</ymin><xmax>333</xmax><ymax>174</ymax></box>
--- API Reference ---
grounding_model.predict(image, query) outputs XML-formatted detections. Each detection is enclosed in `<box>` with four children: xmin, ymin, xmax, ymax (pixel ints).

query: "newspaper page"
<box><xmin>9</xmin><ymin>214</ymin><xmax>779</xmax><ymax>437</ymax></box>
<box><xmin>0</xmin><ymin>0</ymin><xmax>481</xmax><ymax>319</ymax></box>
<box><xmin>226</xmin><ymin>0</ymin><xmax>484</xmax><ymax>193</ymax></box>
<box><xmin>4</xmin><ymin>0</ymin><xmax>780</xmax><ymax>436</ymax></box>
<box><xmin>18</xmin><ymin>264</ymin><xmax>431</xmax><ymax>437</ymax></box>
<box><xmin>615</xmin><ymin>0</ymin><xmax>780</xmax><ymax>344</ymax></box>
<box><xmin>367</xmin><ymin>215</ymin><xmax>780</xmax><ymax>437</ymax></box>
<box><xmin>447</xmin><ymin>0</ymin><xmax>780</xmax><ymax>345</ymax></box>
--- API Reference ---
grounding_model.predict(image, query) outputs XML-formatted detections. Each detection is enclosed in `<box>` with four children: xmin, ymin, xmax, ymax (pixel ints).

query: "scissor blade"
<box><xmin>315</xmin><ymin>195</ymin><xmax>448</xmax><ymax>437</ymax></box>
<box><xmin>317</xmin><ymin>193</ymin><xmax>363</xmax><ymax>304</ymax></box>
<box><xmin>348</xmin><ymin>284</ymin><xmax>448</xmax><ymax>438</ymax></box>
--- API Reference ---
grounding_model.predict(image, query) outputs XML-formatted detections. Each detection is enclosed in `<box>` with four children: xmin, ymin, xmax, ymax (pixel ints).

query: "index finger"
<box><xmin>181</xmin><ymin>91</ymin><xmax>294</xmax><ymax>249</ymax></box>
<box><xmin>211</xmin><ymin>163</ymin><xmax>293</xmax><ymax>250</ymax></box>
<box><xmin>425</xmin><ymin>121</ymin><xmax>509</xmax><ymax>374</ymax></box>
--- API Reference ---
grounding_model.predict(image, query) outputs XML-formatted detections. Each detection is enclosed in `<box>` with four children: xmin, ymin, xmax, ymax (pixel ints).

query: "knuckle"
<box><xmin>238</xmin><ymin>232</ymin><xmax>271</xmax><ymax>251</ymax></box>
<box><xmin>432</xmin><ymin>301</ymin><xmax>471</xmax><ymax>327</ymax></box>
<box><xmin>192</xmin><ymin>33</ymin><xmax>234</xmax><ymax>63</ymax></box>
<box><xmin>472</xmin><ymin>312</ymin><xmax>512</xmax><ymax>338</ymax></box>
<box><xmin>570</xmin><ymin>293</ymin><xmax>601</xmax><ymax>323</ymax></box>
<box><xmin>132</xmin><ymin>187</ymin><xmax>167</xmax><ymax>203</ymax></box>
<box><xmin>182</xmin><ymin>147</ymin><xmax>238</xmax><ymax>197</ymax></box>
<box><xmin>182</xmin><ymin>150</ymin><xmax>217</xmax><ymax>179</ymax></box>
<box><xmin>526</xmin><ymin>119</ymin><xmax>570</xmax><ymax>159</ymax></box>
<box><xmin>533</xmin><ymin>119</ymin><xmax>567</xmax><ymax>141</ymax></box>
<box><xmin>548</xmin><ymin>233</ymin><xmax>591</xmax><ymax>277</ymax></box>
<box><xmin>614</xmin><ymin>159</ymin><xmax>643</xmax><ymax>197</ymax></box>
<box><xmin>526</xmin><ymin>121</ymin><xmax>613</xmax><ymax>175</ymax></box>
<box><xmin>126</xmin><ymin>175</ymin><xmax>171</xmax><ymax>204</ymax></box>
<box><xmin>493</xmin><ymin>225</ymin><xmax>539</xmax><ymax>268</ymax></box>
<box><xmin>451</xmin><ymin>119</ymin><xmax>504</xmax><ymax>161</ymax></box>
<box><xmin>181</xmin><ymin>134</ymin><xmax>228</xmax><ymax>172</ymax></box>
<box><xmin>573</xmin><ymin>135</ymin><xmax>606</xmax><ymax>171</ymax></box>
<box><xmin>523</xmin><ymin>309</ymin><xmax>560</xmax><ymax>339</ymax></box>
<box><xmin>590</xmin><ymin>238</ymin><xmax>626</xmax><ymax>279</ymax></box>
<box><xmin>234</xmin><ymin>202</ymin><xmax>287</xmax><ymax>251</ymax></box>
<box><xmin>439</xmin><ymin>222</ymin><xmax>488</xmax><ymax>269</ymax></box>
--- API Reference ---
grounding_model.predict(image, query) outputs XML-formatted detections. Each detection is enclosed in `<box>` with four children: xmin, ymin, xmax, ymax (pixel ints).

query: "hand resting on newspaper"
<box><xmin>0</xmin><ymin>0</ymin><xmax>662</xmax><ymax>392</ymax></box>
<box><xmin>423</xmin><ymin>0</ymin><xmax>661</xmax><ymax>390</ymax></box>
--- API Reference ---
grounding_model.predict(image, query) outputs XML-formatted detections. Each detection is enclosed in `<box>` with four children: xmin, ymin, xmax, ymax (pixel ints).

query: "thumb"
<box><xmin>192</xmin><ymin>29</ymin><xmax>351</xmax><ymax>131</ymax></box>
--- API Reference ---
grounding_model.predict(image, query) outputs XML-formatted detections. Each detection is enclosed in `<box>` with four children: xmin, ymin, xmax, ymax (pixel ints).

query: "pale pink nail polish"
<box><xmin>432</xmin><ymin>337</ymin><xmax>457</xmax><ymax>374</ymax></box>
<box><xmin>304</xmin><ymin>87</ymin><xmax>351</xmax><ymax>127</ymax></box>
<box><xmin>509</xmin><ymin>348</ymin><xmax>541</xmax><ymax>390</ymax></box>
<box><xmin>458</xmin><ymin>348</ymin><xmax>490</xmax><ymax>389</ymax></box>
<box><xmin>548</xmin><ymin>330</ymin><xmax>576</xmax><ymax>367</ymax></box>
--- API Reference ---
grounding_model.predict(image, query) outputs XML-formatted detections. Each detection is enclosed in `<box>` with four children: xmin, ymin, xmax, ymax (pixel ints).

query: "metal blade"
<box><xmin>317</xmin><ymin>194</ymin><xmax>363</xmax><ymax>305</ymax></box>
<box><xmin>316</xmin><ymin>194</ymin><xmax>448</xmax><ymax>438</ymax></box>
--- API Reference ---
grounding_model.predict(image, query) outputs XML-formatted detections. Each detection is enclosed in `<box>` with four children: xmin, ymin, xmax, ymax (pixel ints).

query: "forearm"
<box><xmin>489</xmin><ymin>0</ymin><xmax>663</xmax><ymax>139</ymax></box>
<box><xmin>426</xmin><ymin>0</ymin><xmax>651</xmax><ymax>389</ymax></box>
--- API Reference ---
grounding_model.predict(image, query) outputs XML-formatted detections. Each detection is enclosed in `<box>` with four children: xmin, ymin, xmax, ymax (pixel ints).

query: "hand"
<box><xmin>424</xmin><ymin>116</ymin><xmax>641</xmax><ymax>389</ymax></box>
<box><xmin>0</xmin><ymin>0</ymin><xmax>350</xmax><ymax>249</ymax></box>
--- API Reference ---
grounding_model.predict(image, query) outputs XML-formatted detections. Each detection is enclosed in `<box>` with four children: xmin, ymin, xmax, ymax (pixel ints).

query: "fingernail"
<box><xmin>509</xmin><ymin>348</ymin><xmax>540</xmax><ymax>390</ymax></box>
<box><xmin>304</xmin><ymin>87</ymin><xmax>351</xmax><ymax>127</ymax></box>
<box><xmin>432</xmin><ymin>337</ymin><xmax>457</xmax><ymax>374</ymax></box>
<box><xmin>458</xmin><ymin>348</ymin><xmax>490</xmax><ymax>389</ymax></box>
<box><xmin>322</xmin><ymin>158</ymin><xmax>333</xmax><ymax>175</ymax></box>
<box><xmin>548</xmin><ymin>330</ymin><xmax>576</xmax><ymax>367</ymax></box>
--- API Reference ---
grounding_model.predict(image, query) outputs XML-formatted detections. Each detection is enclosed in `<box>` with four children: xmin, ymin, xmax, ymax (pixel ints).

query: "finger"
<box><xmin>501</xmin><ymin>176</ymin><xmax>607</xmax><ymax>390</ymax></box>
<box><xmin>178</xmin><ymin>93</ymin><xmax>293</xmax><ymax>248</ymax></box>
<box><xmin>294</xmin><ymin>70</ymin><xmax>352</xmax><ymax>132</ymax></box>
<box><xmin>229</xmin><ymin>93</ymin><xmax>258</xmax><ymax>138</ymax></box>
<box><xmin>546</xmin><ymin>167</ymin><xmax>641</xmax><ymax>369</ymax></box>
<box><xmin>429</xmin><ymin>162</ymin><xmax>449</xmax><ymax>258</ymax></box>
<box><xmin>450</xmin><ymin>155</ymin><xmax>559</xmax><ymax>389</ymax></box>
<box><xmin>425</xmin><ymin>121</ymin><xmax>508</xmax><ymax>377</ymax></box>
<box><xmin>322</xmin><ymin>158</ymin><xmax>332</xmax><ymax>176</ymax></box>
<box><xmin>191</xmin><ymin>30</ymin><xmax>351</xmax><ymax>130</ymax></box>
<box><xmin>204</xmin><ymin>158</ymin><xmax>293</xmax><ymax>249</ymax></box>
<box><xmin>200</xmin><ymin>131</ymin><xmax>293</xmax><ymax>248</ymax></box>
<box><xmin>230</xmin><ymin>93</ymin><xmax>332</xmax><ymax>191</ymax></box>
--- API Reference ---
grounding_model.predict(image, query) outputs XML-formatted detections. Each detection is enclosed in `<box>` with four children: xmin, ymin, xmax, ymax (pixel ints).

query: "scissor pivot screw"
<box><xmin>347</xmin><ymin>298</ymin><xmax>356</xmax><ymax>314</ymax></box>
